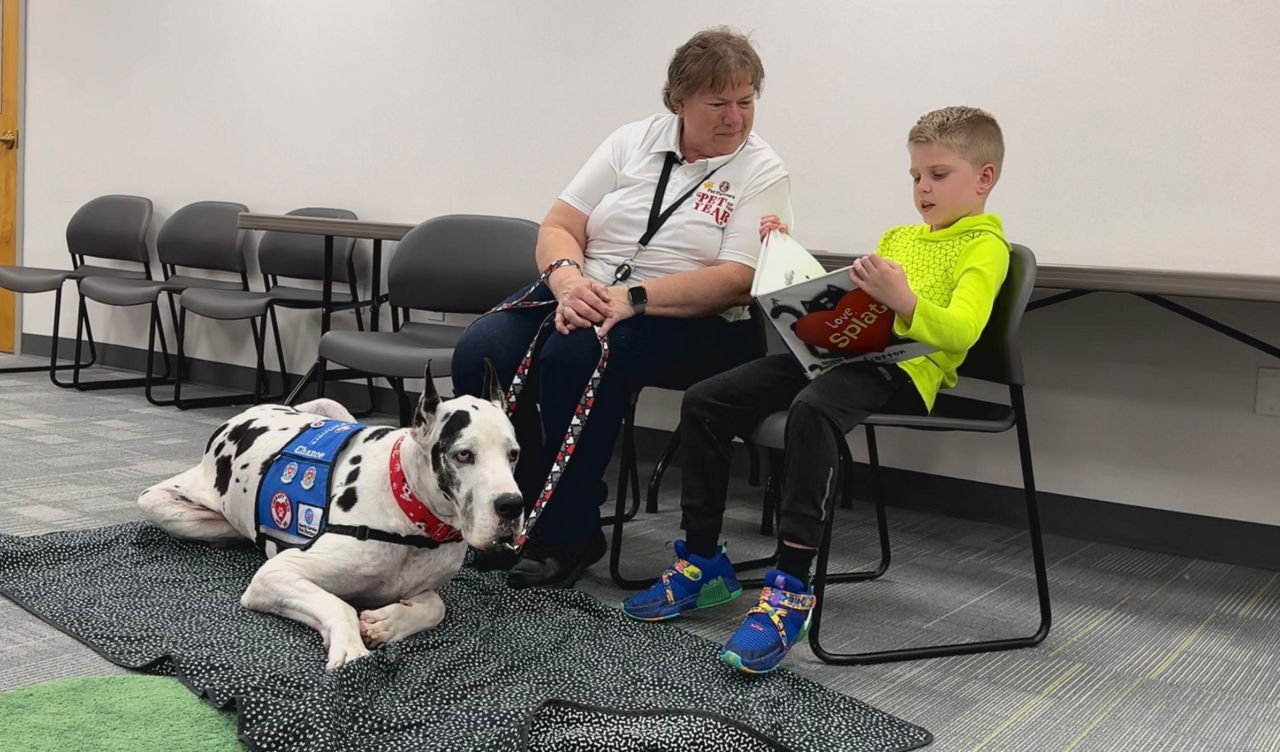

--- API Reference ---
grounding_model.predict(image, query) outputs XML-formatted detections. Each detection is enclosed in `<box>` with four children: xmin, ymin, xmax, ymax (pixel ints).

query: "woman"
<box><xmin>452</xmin><ymin>27</ymin><xmax>792</xmax><ymax>589</ymax></box>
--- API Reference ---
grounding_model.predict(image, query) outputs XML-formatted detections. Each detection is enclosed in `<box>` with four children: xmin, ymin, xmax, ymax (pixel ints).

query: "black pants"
<box><xmin>679</xmin><ymin>354</ymin><xmax>926</xmax><ymax>549</ymax></box>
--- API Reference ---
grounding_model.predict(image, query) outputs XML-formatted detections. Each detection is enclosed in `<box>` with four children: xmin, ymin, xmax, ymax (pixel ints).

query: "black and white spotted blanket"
<box><xmin>0</xmin><ymin>523</ymin><xmax>931</xmax><ymax>752</ymax></box>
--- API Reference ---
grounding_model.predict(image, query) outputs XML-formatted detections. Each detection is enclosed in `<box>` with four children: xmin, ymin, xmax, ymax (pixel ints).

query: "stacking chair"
<box><xmin>73</xmin><ymin>201</ymin><xmax>250</xmax><ymax>405</ymax></box>
<box><xmin>314</xmin><ymin>214</ymin><xmax>538</xmax><ymax>425</ymax></box>
<box><xmin>175</xmin><ymin>207</ymin><xmax>368</xmax><ymax>410</ymax></box>
<box><xmin>0</xmin><ymin>195</ymin><xmax>153</xmax><ymax>386</ymax></box>
<box><xmin>744</xmin><ymin>243</ymin><xmax>1049</xmax><ymax>665</ymax></box>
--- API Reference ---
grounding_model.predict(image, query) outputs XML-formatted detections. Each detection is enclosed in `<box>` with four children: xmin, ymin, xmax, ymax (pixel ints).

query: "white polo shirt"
<box><xmin>559</xmin><ymin>114</ymin><xmax>793</xmax><ymax>292</ymax></box>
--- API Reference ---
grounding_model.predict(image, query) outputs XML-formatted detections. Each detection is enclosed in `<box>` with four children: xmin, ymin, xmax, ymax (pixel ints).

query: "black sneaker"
<box><xmin>506</xmin><ymin>529</ymin><xmax>607</xmax><ymax>590</ymax></box>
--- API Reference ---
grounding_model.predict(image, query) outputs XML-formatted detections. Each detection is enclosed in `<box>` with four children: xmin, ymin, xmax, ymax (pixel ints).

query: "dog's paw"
<box><xmin>325</xmin><ymin>630</ymin><xmax>370</xmax><ymax>671</ymax></box>
<box><xmin>359</xmin><ymin>593</ymin><xmax>445</xmax><ymax>647</ymax></box>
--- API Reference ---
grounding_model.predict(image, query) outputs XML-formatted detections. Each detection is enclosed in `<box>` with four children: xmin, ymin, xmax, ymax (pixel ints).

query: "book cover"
<box><xmin>752</xmin><ymin>232</ymin><xmax>935</xmax><ymax>378</ymax></box>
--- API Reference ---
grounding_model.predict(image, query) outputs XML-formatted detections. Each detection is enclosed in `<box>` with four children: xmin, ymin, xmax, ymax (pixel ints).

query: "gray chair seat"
<box><xmin>748</xmin><ymin>394</ymin><xmax>1016</xmax><ymax>449</ymax></box>
<box><xmin>266</xmin><ymin>285</ymin><xmax>355</xmax><ymax>307</ymax></box>
<box><xmin>318</xmin><ymin>321</ymin><xmax>462</xmax><ymax>378</ymax></box>
<box><xmin>180</xmin><ymin>288</ymin><xmax>271</xmax><ymax>320</ymax></box>
<box><xmin>0</xmin><ymin>264</ymin><xmax>146</xmax><ymax>293</ymax></box>
<box><xmin>79</xmin><ymin>274</ymin><xmax>242</xmax><ymax>306</ymax></box>
<box><xmin>0</xmin><ymin>266</ymin><xmax>74</xmax><ymax>294</ymax></box>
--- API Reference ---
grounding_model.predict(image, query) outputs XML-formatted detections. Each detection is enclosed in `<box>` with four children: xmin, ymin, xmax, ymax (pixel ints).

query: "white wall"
<box><xmin>18</xmin><ymin>1</ymin><xmax>1280</xmax><ymax>526</ymax></box>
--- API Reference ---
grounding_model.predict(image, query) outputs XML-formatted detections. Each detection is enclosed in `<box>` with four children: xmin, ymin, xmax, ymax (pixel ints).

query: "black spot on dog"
<box><xmin>214</xmin><ymin>455</ymin><xmax>233</xmax><ymax>496</ymax></box>
<box><xmin>239</xmin><ymin>462</ymin><xmax>248</xmax><ymax>470</ymax></box>
<box><xmin>205</xmin><ymin>423</ymin><xmax>228</xmax><ymax>455</ymax></box>
<box><xmin>226</xmin><ymin>420</ymin><xmax>271</xmax><ymax>459</ymax></box>
<box><xmin>337</xmin><ymin>486</ymin><xmax>359</xmax><ymax>512</ymax></box>
<box><xmin>259</xmin><ymin>457</ymin><xmax>274</xmax><ymax>477</ymax></box>
<box><xmin>349</xmin><ymin>455</ymin><xmax>362</xmax><ymax>465</ymax></box>
<box><xmin>362</xmin><ymin>427</ymin><xmax>394</xmax><ymax>443</ymax></box>
<box><xmin>429</xmin><ymin>411</ymin><xmax>472</xmax><ymax>502</ymax></box>
<box><xmin>344</xmin><ymin>467</ymin><xmax>360</xmax><ymax>486</ymax></box>
<box><xmin>174</xmin><ymin>493</ymin><xmax>194</xmax><ymax>505</ymax></box>
<box><xmin>214</xmin><ymin>441</ymin><xmax>226</xmax><ymax>456</ymax></box>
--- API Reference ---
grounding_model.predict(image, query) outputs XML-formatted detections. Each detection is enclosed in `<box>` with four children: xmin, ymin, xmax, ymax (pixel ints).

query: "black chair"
<box><xmin>73</xmin><ymin>201</ymin><xmax>250</xmax><ymax>405</ymax></box>
<box><xmin>313</xmin><ymin>214</ymin><xmax>538</xmax><ymax>425</ymax></box>
<box><xmin>0</xmin><ymin>195</ymin><xmax>153</xmax><ymax>386</ymax></box>
<box><xmin>745</xmin><ymin>243</ymin><xmax>1048</xmax><ymax>665</ymax></box>
<box><xmin>175</xmin><ymin>207</ymin><xmax>369</xmax><ymax>410</ymax></box>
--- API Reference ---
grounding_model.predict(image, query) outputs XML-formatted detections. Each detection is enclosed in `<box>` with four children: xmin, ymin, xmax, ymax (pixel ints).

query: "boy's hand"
<box><xmin>850</xmin><ymin>255</ymin><xmax>917</xmax><ymax>317</ymax></box>
<box><xmin>759</xmin><ymin>214</ymin><xmax>789</xmax><ymax>242</ymax></box>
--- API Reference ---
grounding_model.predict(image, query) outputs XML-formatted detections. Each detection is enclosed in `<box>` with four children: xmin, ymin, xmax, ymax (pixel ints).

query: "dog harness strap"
<box><xmin>471</xmin><ymin>262</ymin><xmax>614</xmax><ymax>551</ymax></box>
<box><xmin>388</xmin><ymin>436</ymin><xmax>464</xmax><ymax>543</ymax></box>
<box><xmin>321</xmin><ymin>524</ymin><xmax>444</xmax><ymax>549</ymax></box>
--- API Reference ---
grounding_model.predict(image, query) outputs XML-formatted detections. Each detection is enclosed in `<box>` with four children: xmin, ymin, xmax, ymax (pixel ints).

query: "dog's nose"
<box><xmin>493</xmin><ymin>493</ymin><xmax>524</xmax><ymax>522</ymax></box>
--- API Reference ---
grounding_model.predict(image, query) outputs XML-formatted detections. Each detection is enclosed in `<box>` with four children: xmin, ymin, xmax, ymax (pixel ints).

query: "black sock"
<box><xmin>684</xmin><ymin>529</ymin><xmax>720</xmax><ymax>559</ymax></box>
<box><xmin>775</xmin><ymin>546</ymin><xmax>816</xmax><ymax>589</ymax></box>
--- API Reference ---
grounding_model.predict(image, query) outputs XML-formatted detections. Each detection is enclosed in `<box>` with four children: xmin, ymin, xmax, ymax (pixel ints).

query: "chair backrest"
<box><xmin>65</xmin><ymin>194</ymin><xmax>154</xmax><ymax>264</ymax></box>
<box><xmin>156</xmin><ymin>201</ymin><xmax>250</xmax><ymax>273</ymax></box>
<box><xmin>387</xmin><ymin>214</ymin><xmax>540</xmax><ymax>313</ymax></box>
<box><xmin>257</xmin><ymin>207</ymin><xmax>359</xmax><ymax>283</ymax></box>
<box><xmin>956</xmin><ymin>243</ymin><xmax>1037</xmax><ymax>386</ymax></box>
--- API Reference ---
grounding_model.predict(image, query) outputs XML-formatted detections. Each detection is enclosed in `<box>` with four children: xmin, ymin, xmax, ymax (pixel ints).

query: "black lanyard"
<box><xmin>615</xmin><ymin>152</ymin><xmax>723</xmax><ymax>282</ymax></box>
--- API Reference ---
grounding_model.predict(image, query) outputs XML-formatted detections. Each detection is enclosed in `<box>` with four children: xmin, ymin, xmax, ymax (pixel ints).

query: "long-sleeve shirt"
<box><xmin>879</xmin><ymin>213</ymin><xmax>1011</xmax><ymax>412</ymax></box>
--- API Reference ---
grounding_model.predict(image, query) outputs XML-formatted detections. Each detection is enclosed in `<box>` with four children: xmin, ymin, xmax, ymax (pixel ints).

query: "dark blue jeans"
<box><xmin>451</xmin><ymin>283</ymin><xmax>761</xmax><ymax>545</ymax></box>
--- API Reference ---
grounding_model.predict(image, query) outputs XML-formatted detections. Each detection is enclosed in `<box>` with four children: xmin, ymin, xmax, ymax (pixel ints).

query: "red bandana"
<box><xmin>388</xmin><ymin>436</ymin><xmax>464</xmax><ymax>543</ymax></box>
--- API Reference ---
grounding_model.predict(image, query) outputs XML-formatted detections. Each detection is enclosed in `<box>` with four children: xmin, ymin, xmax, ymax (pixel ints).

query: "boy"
<box><xmin>621</xmin><ymin>106</ymin><xmax>1012</xmax><ymax>674</ymax></box>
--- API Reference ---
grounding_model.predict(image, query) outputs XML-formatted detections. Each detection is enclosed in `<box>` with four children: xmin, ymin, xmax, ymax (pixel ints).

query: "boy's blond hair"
<box><xmin>908</xmin><ymin>106</ymin><xmax>1004</xmax><ymax>175</ymax></box>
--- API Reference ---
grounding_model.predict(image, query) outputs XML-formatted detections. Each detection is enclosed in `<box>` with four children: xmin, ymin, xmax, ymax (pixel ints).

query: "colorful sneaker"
<box><xmin>621</xmin><ymin>540</ymin><xmax>742</xmax><ymax>621</ymax></box>
<box><xmin>721</xmin><ymin>570</ymin><xmax>816</xmax><ymax>674</ymax></box>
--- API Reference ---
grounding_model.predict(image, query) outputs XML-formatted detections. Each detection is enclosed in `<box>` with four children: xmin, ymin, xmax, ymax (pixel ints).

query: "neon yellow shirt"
<box><xmin>878</xmin><ymin>213</ymin><xmax>1010</xmax><ymax>412</ymax></box>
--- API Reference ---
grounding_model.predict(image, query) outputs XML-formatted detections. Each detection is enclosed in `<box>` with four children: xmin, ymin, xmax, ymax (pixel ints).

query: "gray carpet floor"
<box><xmin>2</xmin><ymin>354</ymin><xmax>1278</xmax><ymax>751</ymax></box>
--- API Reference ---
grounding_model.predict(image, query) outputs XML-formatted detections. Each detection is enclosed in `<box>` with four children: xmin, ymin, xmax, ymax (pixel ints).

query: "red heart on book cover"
<box><xmin>792</xmin><ymin>289</ymin><xmax>894</xmax><ymax>355</ymax></box>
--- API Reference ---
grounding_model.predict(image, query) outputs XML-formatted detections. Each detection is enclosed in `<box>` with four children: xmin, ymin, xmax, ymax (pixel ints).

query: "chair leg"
<box><xmin>144</xmin><ymin>301</ymin><xmax>178</xmax><ymax>407</ymax></box>
<box><xmin>807</xmin><ymin>399</ymin><xmax>1052</xmax><ymax>665</ymax></box>
<box><xmin>268</xmin><ymin>307</ymin><xmax>289</xmax><ymax>397</ymax></box>
<box><xmin>644</xmin><ymin>426</ymin><xmax>680</xmax><ymax>515</ymax></box>
<box><xmin>392</xmin><ymin>377</ymin><xmax>412</xmax><ymax>427</ymax></box>
<box><xmin>601</xmin><ymin>399</ymin><xmax>641</xmax><ymax>525</ymax></box>
<box><xmin>0</xmin><ymin>286</ymin><xmax>93</xmax><ymax>384</ymax></box>
<box><xmin>745</xmin><ymin>440</ymin><xmax>762</xmax><ymax>487</ymax></box>
<box><xmin>316</xmin><ymin>356</ymin><xmax>328</xmax><ymax>398</ymax></box>
<box><xmin>759</xmin><ymin>449</ymin><xmax>781</xmax><ymax>536</ymax></box>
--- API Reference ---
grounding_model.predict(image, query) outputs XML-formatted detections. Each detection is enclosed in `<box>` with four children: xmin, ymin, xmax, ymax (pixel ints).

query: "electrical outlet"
<box><xmin>1257</xmin><ymin>368</ymin><xmax>1280</xmax><ymax>417</ymax></box>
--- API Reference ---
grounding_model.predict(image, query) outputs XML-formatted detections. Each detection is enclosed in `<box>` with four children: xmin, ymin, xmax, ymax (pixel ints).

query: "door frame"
<box><xmin>1</xmin><ymin>0</ymin><xmax>23</xmax><ymax>353</ymax></box>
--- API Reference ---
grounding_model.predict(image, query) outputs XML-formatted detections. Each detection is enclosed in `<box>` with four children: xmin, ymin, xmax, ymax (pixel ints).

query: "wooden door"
<box><xmin>0</xmin><ymin>0</ymin><xmax>20</xmax><ymax>352</ymax></box>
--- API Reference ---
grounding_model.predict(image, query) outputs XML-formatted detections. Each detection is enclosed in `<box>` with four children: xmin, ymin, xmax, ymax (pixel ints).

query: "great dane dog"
<box><xmin>137</xmin><ymin>364</ymin><xmax>522</xmax><ymax>669</ymax></box>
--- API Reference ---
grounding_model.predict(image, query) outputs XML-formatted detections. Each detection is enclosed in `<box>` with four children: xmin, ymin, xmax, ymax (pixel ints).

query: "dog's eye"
<box><xmin>507</xmin><ymin>449</ymin><xmax>519</xmax><ymax>464</ymax></box>
<box><xmin>453</xmin><ymin>450</ymin><xmax>474</xmax><ymax>464</ymax></box>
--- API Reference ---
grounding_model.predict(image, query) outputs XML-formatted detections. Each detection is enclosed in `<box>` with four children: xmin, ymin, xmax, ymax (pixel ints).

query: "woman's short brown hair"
<box><xmin>662</xmin><ymin>27</ymin><xmax>764</xmax><ymax>113</ymax></box>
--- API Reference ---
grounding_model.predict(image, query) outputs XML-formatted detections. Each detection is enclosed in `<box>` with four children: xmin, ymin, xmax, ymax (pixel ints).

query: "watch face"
<box><xmin>628</xmin><ymin>286</ymin><xmax>647</xmax><ymax>305</ymax></box>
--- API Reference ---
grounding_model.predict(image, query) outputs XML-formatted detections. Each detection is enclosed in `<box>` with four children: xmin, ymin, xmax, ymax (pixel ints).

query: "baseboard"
<box><xmin>629</xmin><ymin>426</ymin><xmax>1280</xmax><ymax>572</ymax></box>
<box><xmin>20</xmin><ymin>333</ymin><xmax>1279</xmax><ymax>571</ymax></box>
<box><xmin>21</xmin><ymin>333</ymin><xmax>410</xmax><ymax>416</ymax></box>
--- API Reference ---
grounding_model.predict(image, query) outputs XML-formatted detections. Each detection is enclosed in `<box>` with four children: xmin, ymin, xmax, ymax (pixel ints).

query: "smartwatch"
<box><xmin>627</xmin><ymin>285</ymin><xmax>648</xmax><ymax>315</ymax></box>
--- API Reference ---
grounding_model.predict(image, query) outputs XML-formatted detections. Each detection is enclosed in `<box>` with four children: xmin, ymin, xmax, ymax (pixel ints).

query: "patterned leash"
<box><xmin>476</xmin><ymin>259</ymin><xmax>610</xmax><ymax>552</ymax></box>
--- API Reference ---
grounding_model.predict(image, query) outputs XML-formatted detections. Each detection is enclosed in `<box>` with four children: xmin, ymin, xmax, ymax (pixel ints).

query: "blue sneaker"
<box><xmin>721</xmin><ymin>570</ymin><xmax>815</xmax><ymax>674</ymax></box>
<box><xmin>621</xmin><ymin>540</ymin><xmax>743</xmax><ymax>621</ymax></box>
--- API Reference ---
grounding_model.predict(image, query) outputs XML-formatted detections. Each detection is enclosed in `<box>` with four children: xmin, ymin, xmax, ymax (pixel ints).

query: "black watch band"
<box><xmin>627</xmin><ymin>285</ymin><xmax>648</xmax><ymax>315</ymax></box>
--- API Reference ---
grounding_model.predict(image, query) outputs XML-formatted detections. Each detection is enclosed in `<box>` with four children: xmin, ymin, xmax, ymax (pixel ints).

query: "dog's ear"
<box><xmin>482</xmin><ymin>358</ymin><xmax>506</xmax><ymax>410</ymax></box>
<box><xmin>412</xmin><ymin>362</ymin><xmax>441</xmax><ymax>433</ymax></box>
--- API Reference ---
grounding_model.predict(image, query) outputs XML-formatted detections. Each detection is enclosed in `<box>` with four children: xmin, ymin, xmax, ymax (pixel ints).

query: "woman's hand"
<box><xmin>597</xmin><ymin>286</ymin><xmax>639</xmax><ymax>336</ymax></box>
<box><xmin>553</xmin><ymin>276</ymin><xmax>613</xmax><ymax>335</ymax></box>
<box><xmin>850</xmin><ymin>255</ymin><xmax>917</xmax><ymax>316</ymax></box>
<box><xmin>759</xmin><ymin>214</ymin><xmax>790</xmax><ymax>242</ymax></box>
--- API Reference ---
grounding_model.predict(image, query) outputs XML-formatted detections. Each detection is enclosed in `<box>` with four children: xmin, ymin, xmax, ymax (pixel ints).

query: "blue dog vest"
<box><xmin>255</xmin><ymin>419</ymin><xmax>366</xmax><ymax>552</ymax></box>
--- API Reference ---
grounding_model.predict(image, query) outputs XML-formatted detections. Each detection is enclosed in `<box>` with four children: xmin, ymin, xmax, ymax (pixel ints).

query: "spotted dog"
<box><xmin>137</xmin><ymin>364</ymin><xmax>522</xmax><ymax>670</ymax></box>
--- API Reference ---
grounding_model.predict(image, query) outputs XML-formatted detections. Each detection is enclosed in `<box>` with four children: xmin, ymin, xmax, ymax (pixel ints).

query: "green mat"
<box><xmin>0</xmin><ymin>675</ymin><xmax>241</xmax><ymax>752</ymax></box>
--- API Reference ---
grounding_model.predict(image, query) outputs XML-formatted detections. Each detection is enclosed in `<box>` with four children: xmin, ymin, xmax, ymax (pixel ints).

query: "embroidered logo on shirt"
<box><xmin>693</xmin><ymin>180</ymin><xmax>736</xmax><ymax>227</ymax></box>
